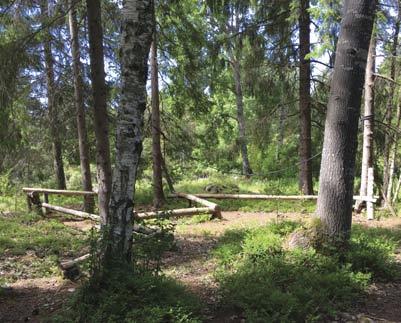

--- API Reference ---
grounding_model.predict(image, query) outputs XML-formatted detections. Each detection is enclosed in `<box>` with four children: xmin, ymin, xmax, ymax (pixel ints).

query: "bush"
<box><xmin>213</xmin><ymin>221</ymin><xmax>399</xmax><ymax>322</ymax></box>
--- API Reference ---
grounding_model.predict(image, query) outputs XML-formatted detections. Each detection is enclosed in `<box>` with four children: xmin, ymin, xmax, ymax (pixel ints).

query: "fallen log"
<box><xmin>170</xmin><ymin>192</ymin><xmax>222</xmax><ymax>218</ymax></box>
<box><xmin>23</xmin><ymin>187</ymin><xmax>97</xmax><ymax>196</ymax></box>
<box><xmin>59</xmin><ymin>254</ymin><xmax>90</xmax><ymax>270</ymax></box>
<box><xmin>41</xmin><ymin>203</ymin><xmax>100</xmax><ymax>221</ymax></box>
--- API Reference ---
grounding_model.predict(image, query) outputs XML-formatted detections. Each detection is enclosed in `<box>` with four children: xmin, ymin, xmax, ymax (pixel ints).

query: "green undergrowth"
<box><xmin>213</xmin><ymin>221</ymin><xmax>400</xmax><ymax>322</ymax></box>
<box><xmin>55</xmin><ymin>267</ymin><xmax>201</xmax><ymax>323</ymax></box>
<box><xmin>0</xmin><ymin>212</ymin><xmax>89</xmax><ymax>283</ymax></box>
<box><xmin>55</xmin><ymin>219</ymin><xmax>201</xmax><ymax>323</ymax></box>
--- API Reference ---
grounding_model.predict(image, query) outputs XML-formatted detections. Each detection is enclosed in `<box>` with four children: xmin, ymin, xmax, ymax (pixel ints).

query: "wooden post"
<box><xmin>43</xmin><ymin>193</ymin><xmax>49</xmax><ymax>215</ymax></box>
<box><xmin>26</xmin><ymin>194</ymin><xmax>32</xmax><ymax>211</ymax></box>
<box><xmin>28</xmin><ymin>191</ymin><xmax>42</xmax><ymax>215</ymax></box>
<box><xmin>367</xmin><ymin>167</ymin><xmax>374</xmax><ymax>220</ymax></box>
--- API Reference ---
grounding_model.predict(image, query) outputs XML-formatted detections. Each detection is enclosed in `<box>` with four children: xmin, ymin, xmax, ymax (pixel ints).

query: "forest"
<box><xmin>2</xmin><ymin>0</ymin><xmax>401</xmax><ymax>322</ymax></box>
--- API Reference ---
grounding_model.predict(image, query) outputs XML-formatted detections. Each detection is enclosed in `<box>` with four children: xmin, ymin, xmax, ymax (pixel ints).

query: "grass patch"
<box><xmin>213</xmin><ymin>221</ymin><xmax>400</xmax><ymax>322</ymax></box>
<box><xmin>0</xmin><ymin>212</ymin><xmax>89</xmax><ymax>283</ymax></box>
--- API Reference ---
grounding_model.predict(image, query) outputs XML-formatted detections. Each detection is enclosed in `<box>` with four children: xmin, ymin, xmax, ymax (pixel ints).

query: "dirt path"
<box><xmin>0</xmin><ymin>278</ymin><xmax>78</xmax><ymax>322</ymax></box>
<box><xmin>2</xmin><ymin>211</ymin><xmax>401</xmax><ymax>322</ymax></box>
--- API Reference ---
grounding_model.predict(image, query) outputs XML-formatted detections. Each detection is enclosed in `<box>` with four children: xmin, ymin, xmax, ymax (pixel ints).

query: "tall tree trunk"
<box><xmin>383</xmin><ymin>3</ymin><xmax>401</xmax><ymax>198</ymax></box>
<box><xmin>107</xmin><ymin>0</ymin><xmax>153</xmax><ymax>262</ymax></box>
<box><xmin>41</xmin><ymin>0</ymin><xmax>66</xmax><ymax>190</ymax></box>
<box><xmin>150</xmin><ymin>35</ymin><xmax>165</xmax><ymax>208</ymax></box>
<box><xmin>68</xmin><ymin>0</ymin><xmax>94</xmax><ymax>213</ymax></box>
<box><xmin>386</xmin><ymin>1</ymin><xmax>401</xmax><ymax>201</ymax></box>
<box><xmin>86</xmin><ymin>0</ymin><xmax>112</xmax><ymax>224</ymax></box>
<box><xmin>316</xmin><ymin>0</ymin><xmax>376</xmax><ymax>240</ymax></box>
<box><xmin>299</xmin><ymin>0</ymin><xmax>313</xmax><ymax>194</ymax></box>
<box><xmin>232</xmin><ymin>59</ymin><xmax>253</xmax><ymax>177</ymax></box>
<box><xmin>357</xmin><ymin>35</ymin><xmax>376</xmax><ymax>210</ymax></box>
<box><xmin>387</xmin><ymin>103</ymin><xmax>401</xmax><ymax>201</ymax></box>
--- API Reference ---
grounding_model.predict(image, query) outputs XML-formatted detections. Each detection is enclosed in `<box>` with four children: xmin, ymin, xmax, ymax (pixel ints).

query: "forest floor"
<box><xmin>1</xmin><ymin>210</ymin><xmax>401</xmax><ymax>322</ymax></box>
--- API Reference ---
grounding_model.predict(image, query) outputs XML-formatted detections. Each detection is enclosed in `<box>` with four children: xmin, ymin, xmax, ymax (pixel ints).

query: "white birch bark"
<box><xmin>107</xmin><ymin>0</ymin><xmax>153</xmax><ymax>262</ymax></box>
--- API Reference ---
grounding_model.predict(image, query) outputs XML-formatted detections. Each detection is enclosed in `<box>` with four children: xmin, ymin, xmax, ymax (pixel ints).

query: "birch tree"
<box><xmin>107</xmin><ymin>0</ymin><xmax>154</xmax><ymax>262</ymax></box>
<box><xmin>316</xmin><ymin>0</ymin><xmax>376</xmax><ymax>240</ymax></box>
<box><xmin>357</xmin><ymin>35</ymin><xmax>376</xmax><ymax>212</ymax></box>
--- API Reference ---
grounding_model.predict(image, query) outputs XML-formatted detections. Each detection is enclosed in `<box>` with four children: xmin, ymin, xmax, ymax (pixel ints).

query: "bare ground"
<box><xmin>1</xmin><ymin>211</ymin><xmax>401</xmax><ymax>322</ymax></box>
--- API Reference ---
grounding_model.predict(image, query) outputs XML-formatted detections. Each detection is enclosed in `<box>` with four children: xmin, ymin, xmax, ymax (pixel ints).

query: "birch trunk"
<box><xmin>299</xmin><ymin>0</ymin><xmax>313</xmax><ymax>195</ymax></box>
<box><xmin>86</xmin><ymin>0</ymin><xmax>112</xmax><ymax>223</ymax></box>
<box><xmin>150</xmin><ymin>36</ymin><xmax>165</xmax><ymax>208</ymax></box>
<box><xmin>41</xmin><ymin>0</ymin><xmax>66</xmax><ymax>190</ymax></box>
<box><xmin>68</xmin><ymin>0</ymin><xmax>94</xmax><ymax>213</ymax></box>
<box><xmin>316</xmin><ymin>0</ymin><xmax>376</xmax><ymax>239</ymax></box>
<box><xmin>232</xmin><ymin>59</ymin><xmax>253</xmax><ymax>177</ymax></box>
<box><xmin>357</xmin><ymin>35</ymin><xmax>376</xmax><ymax>211</ymax></box>
<box><xmin>383</xmin><ymin>3</ymin><xmax>401</xmax><ymax>198</ymax></box>
<box><xmin>107</xmin><ymin>0</ymin><xmax>153</xmax><ymax>262</ymax></box>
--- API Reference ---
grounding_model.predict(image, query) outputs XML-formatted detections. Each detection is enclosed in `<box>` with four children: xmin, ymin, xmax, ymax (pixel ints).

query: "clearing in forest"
<box><xmin>1</xmin><ymin>209</ymin><xmax>401</xmax><ymax>322</ymax></box>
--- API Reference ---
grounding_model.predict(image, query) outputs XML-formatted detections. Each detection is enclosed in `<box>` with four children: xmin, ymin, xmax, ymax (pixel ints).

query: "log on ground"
<box><xmin>41</xmin><ymin>203</ymin><xmax>100</xmax><ymax>221</ymax></box>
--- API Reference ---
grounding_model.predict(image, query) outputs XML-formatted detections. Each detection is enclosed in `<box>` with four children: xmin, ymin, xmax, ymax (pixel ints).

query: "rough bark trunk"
<box><xmin>383</xmin><ymin>3</ymin><xmax>401</xmax><ymax>198</ymax></box>
<box><xmin>107</xmin><ymin>0</ymin><xmax>153</xmax><ymax>262</ymax></box>
<box><xmin>150</xmin><ymin>36</ymin><xmax>165</xmax><ymax>208</ymax></box>
<box><xmin>86</xmin><ymin>0</ymin><xmax>112</xmax><ymax>224</ymax></box>
<box><xmin>357</xmin><ymin>35</ymin><xmax>376</xmax><ymax>211</ymax></box>
<box><xmin>299</xmin><ymin>0</ymin><xmax>313</xmax><ymax>195</ymax></box>
<box><xmin>232</xmin><ymin>59</ymin><xmax>253</xmax><ymax>177</ymax></box>
<box><xmin>316</xmin><ymin>0</ymin><xmax>376</xmax><ymax>240</ymax></box>
<box><xmin>41</xmin><ymin>0</ymin><xmax>66</xmax><ymax>190</ymax></box>
<box><xmin>68</xmin><ymin>1</ymin><xmax>94</xmax><ymax>213</ymax></box>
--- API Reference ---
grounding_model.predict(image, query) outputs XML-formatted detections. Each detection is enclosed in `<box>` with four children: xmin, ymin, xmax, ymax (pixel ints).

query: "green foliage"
<box><xmin>56</xmin><ymin>267</ymin><xmax>201</xmax><ymax>323</ymax></box>
<box><xmin>213</xmin><ymin>221</ymin><xmax>399</xmax><ymax>322</ymax></box>
<box><xmin>133</xmin><ymin>218</ymin><xmax>176</xmax><ymax>274</ymax></box>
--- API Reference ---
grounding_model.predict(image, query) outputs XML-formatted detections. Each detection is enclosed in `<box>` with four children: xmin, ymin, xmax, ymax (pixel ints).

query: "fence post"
<box><xmin>367</xmin><ymin>167</ymin><xmax>374</xmax><ymax>220</ymax></box>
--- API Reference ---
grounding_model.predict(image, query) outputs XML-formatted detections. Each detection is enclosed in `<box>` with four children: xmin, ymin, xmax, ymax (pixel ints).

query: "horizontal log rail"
<box><xmin>23</xmin><ymin>187</ymin><xmax>97</xmax><ymax>196</ymax></box>
<box><xmin>41</xmin><ymin>203</ymin><xmax>212</xmax><ymax>221</ymax></box>
<box><xmin>42</xmin><ymin>203</ymin><xmax>100</xmax><ymax>221</ymax></box>
<box><xmin>191</xmin><ymin>193</ymin><xmax>378</xmax><ymax>203</ymax></box>
<box><xmin>170</xmin><ymin>192</ymin><xmax>222</xmax><ymax>218</ymax></box>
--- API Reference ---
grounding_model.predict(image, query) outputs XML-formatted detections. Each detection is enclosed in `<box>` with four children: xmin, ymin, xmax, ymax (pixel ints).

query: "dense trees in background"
<box><xmin>2</xmin><ymin>0</ymin><xmax>401</xmax><ymax>242</ymax></box>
